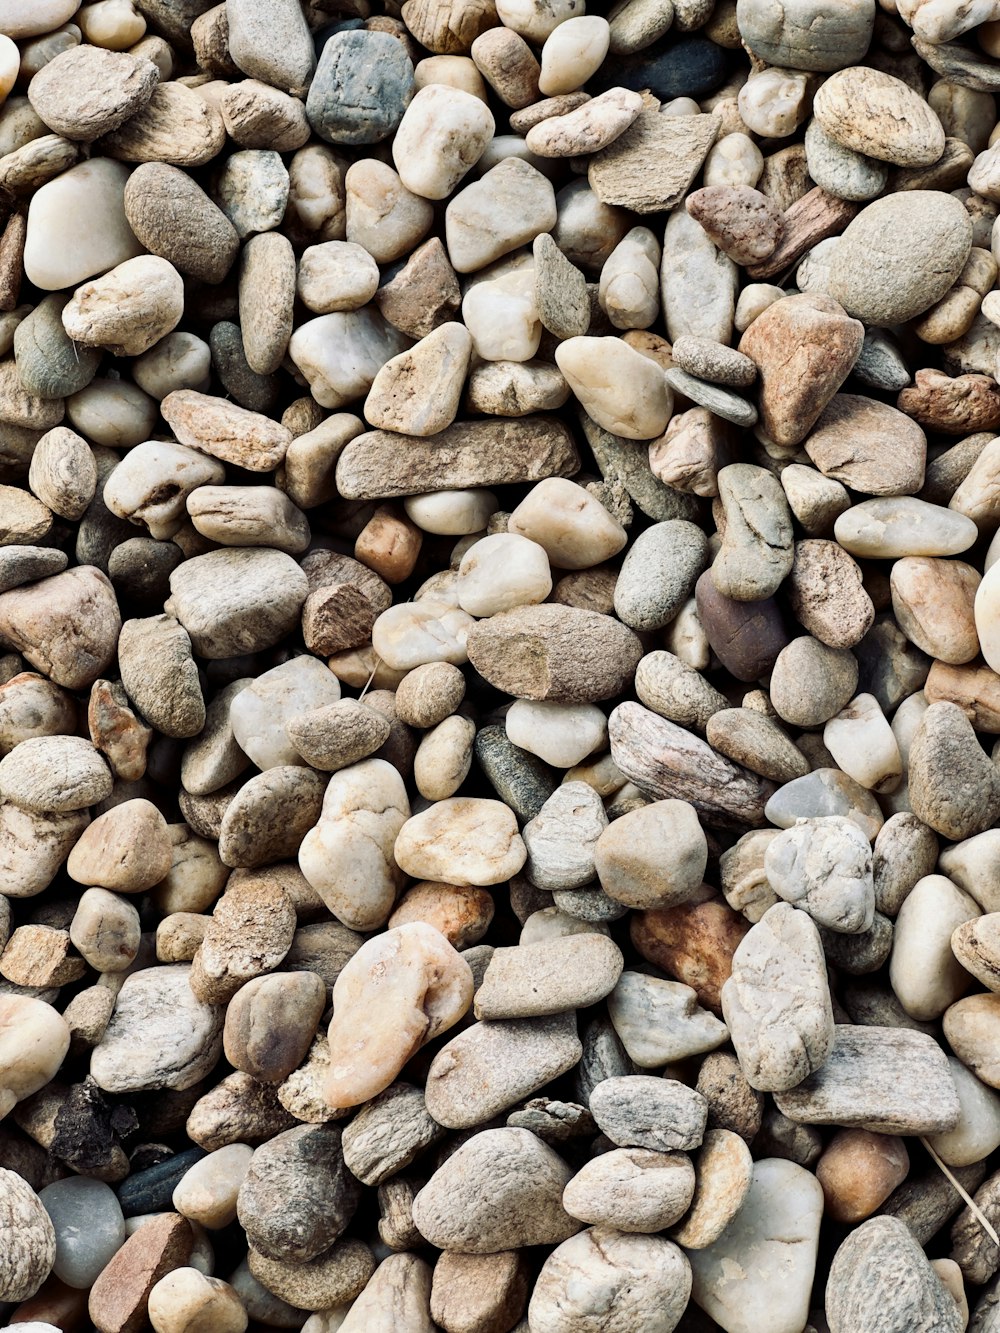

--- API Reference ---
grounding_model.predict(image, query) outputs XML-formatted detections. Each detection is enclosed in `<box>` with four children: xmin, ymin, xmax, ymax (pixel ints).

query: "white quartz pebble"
<box><xmin>506</xmin><ymin>699</ymin><xmax>608</xmax><ymax>768</ymax></box>
<box><xmin>890</xmin><ymin>874</ymin><xmax>980</xmax><ymax>1021</ymax></box>
<box><xmin>509</xmin><ymin>476</ymin><xmax>627</xmax><ymax>569</ymax></box>
<box><xmin>463</xmin><ymin>261</ymin><xmax>541</xmax><ymax>362</ymax></box>
<box><xmin>404</xmin><ymin>489</ymin><xmax>498</xmax><ymax>536</ymax></box>
<box><xmin>456</xmin><ymin>532</ymin><xmax>552</xmax><ymax>616</ymax></box>
<box><xmin>372</xmin><ymin>600</ymin><xmax>475</xmax><ymax>670</ymax></box>
<box><xmin>392</xmin><ymin>85</ymin><xmax>495</xmax><ymax>201</ymax></box>
<box><xmin>599</xmin><ymin>226</ymin><xmax>661</xmax><ymax>330</ymax></box>
<box><xmin>556</xmin><ymin>335</ymin><xmax>672</xmax><ymax>439</ymax></box>
<box><xmin>24</xmin><ymin>157</ymin><xmax>143</xmax><ymax>291</ymax></box>
<box><xmin>823</xmin><ymin>694</ymin><xmax>902</xmax><ymax>794</ymax></box>
<box><xmin>538</xmin><ymin>16</ymin><xmax>610</xmax><ymax>95</ymax></box>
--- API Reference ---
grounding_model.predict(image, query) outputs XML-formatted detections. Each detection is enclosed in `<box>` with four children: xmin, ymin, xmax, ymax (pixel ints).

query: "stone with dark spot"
<box><xmin>306</xmin><ymin>31</ymin><xmax>414</xmax><ymax>146</ymax></box>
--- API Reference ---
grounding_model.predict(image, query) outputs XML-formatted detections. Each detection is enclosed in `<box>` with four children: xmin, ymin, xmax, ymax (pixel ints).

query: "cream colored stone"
<box><xmin>890</xmin><ymin>873</ymin><xmax>980</xmax><ymax>1021</ymax></box>
<box><xmin>23</xmin><ymin>157</ymin><xmax>142</xmax><ymax>290</ymax></box>
<box><xmin>392</xmin><ymin>85</ymin><xmax>495</xmax><ymax>201</ymax></box>
<box><xmin>365</xmin><ymin>323</ymin><xmax>472</xmax><ymax>438</ymax></box>
<box><xmin>538</xmin><ymin>16</ymin><xmax>609</xmax><ymax>95</ymax></box>
<box><xmin>395</xmin><ymin>797</ymin><xmax>527</xmax><ymax>886</ymax></box>
<box><xmin>823</xmin><ymin>694</ymin><xmax>902</xmax><ymax>794</ymax></box>
<box><xmin>0</xmin><ymin>993</ymin><xmax>70</xmax><ymax>1118</ymax></box>
<box><xmin>455</xmin><ymin>532</ymin><xmax>551</xmax><ymax>616</ymax></box>
<box><xmin>556</xmin><ymin>335</ymin><xmax>672</xmax><ymax>439</ymax></box>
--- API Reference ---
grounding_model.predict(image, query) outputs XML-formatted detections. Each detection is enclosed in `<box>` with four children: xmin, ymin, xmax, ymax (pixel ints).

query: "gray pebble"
<box><xmin>853</xmin><ymin>330</ymin><xmax>912</xmax><ymax>392</ymax></box>
<box><xmin>0</xmin><ymin>545</ymin><xmax>67</xmax><ymax>594</ymax></box>
<box><xmin>804</xmin><ymin>119</ymin><xmax>888</xmax><ymax>202</ymax></box>
<box><xmin>475</xmin><ymin>724</ymin><xmax>557</xmax><ymax>823</ymax></box>
<box><xmin>590</xmin><ymin>1075</ymin><xmax>708</xmax><ymax>1152</ymax></box>
<box><xmin>341</xmin><ymin>1083</ymin><xmax>447</xmax><ymax>1187</ymax></box>
<box><xmin>14</xmin><ymin>293</ymin><xmax>101</xmax><ymax>399</ymax></box>
<box><xmin>613</xmin><ymin>520</ymin><xmax>707</xmax><ymax>631</ymax></box>
<box><xmin>671</xmin><ymin>335</ymin><xmax>757</xmax><ymax>388</ymax></box>
<box><xmin>306</xmin><ymin>31</ymin><xmax>414</xmax><ymax>147</ymax></box>
<box><xmin>826</xmin><ymin>1216</ymin><xmax>964</xmax><ymax>1333</ymax></box>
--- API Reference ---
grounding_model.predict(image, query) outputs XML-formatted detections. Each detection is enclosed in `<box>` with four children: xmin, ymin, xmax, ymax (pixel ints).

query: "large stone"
<box><xmin>23</xmin><ymin>158</ymin><xmax>144</xmax><ymax>291</ymax></box>
<box><xmin>722</xmin><ymin>903</ymin><xmax>835</xmax><ymax>1093</ymax></box>
<box><xmin>306</xmin><ymin>31</ymin><xmax>414</xmax><ymax>146</ymax></box>
<box><xmin>826</xmin><ymin>1215</ymin><xmax>964</xmax><ymax>1333</ymax></box>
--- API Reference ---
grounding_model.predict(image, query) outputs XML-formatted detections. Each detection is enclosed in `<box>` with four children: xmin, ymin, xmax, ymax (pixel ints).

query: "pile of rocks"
<box><xmin>8</xmin><ymin>0</ymin><xmax>1000</xmax><ymax>1330</ymax></box>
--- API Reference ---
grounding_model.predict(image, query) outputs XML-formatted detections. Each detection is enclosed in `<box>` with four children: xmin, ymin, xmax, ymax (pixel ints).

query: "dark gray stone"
<box><xmin>0</xmin><ymin>545</ymin><xmax>68</xmax><ymax>593</ymax></box>
<box><xmin>14</xmin><ymin>294</ymin><xmax>102</xmax><ymax>399</ymax></box>
<box><xmin>117</xmin><ymin>1146</ymin><xmax>205</xmax><ymax>1217</ymax></box>
<box><xmin>474</xmin><ymin>724</ymin><xmax>557</xmax><ymax>823</ymax></box>
<box><xmin>306</xmin><ymin>31</ymin><xmax>414</xmax><ymax>146</ymax></box>
<box><xmin>209</xmin><ymin>321</ymin><xmax>280</xmax><ymax>414</ymax></box>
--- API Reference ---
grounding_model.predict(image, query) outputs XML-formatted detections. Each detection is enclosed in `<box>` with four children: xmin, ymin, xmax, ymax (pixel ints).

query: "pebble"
<box><xmin>670</xmin><ymin>1128</ymin><xmax>754</xmax><ymax>1249</ymax></box>
<box><xmin>943</xmin><ymin>993</ymin><xmax>1000</xmax><ymax>1089</ymax></box>
<box><xmin>595</xmin><ymin>797</ymin><xmax>706</xmax><ymax>910</ymax></box>
<box><xmin>87</xmin><ymin>1212</ymin><xmax>193</xmax><ymax>1333</ymax></box>
<box><xmin>0</xmin><ymin>1168</ymin><xmax>56</xmax><ymax>1301</ymax></box>
<box><xmin>171</xmin><ymin>1144</ymin><xmax>253</xmax><ymax>1230</ymax></box>
<box><xmin>325</xmin><ymin>923</ymin><xmax>472</xmax><ymax>1108</ymax></box>
<box><xmin>412</xmin><ymin>1128</ymin><xmax>580</xmax><ymax>1253</ymax></box>
<box><xmin>908</xmin><ymin>701</ymin><xmax>1000</xmax><ymax>839</ymax></box>
<box><xmin>828</xmin><ymin>191</ymin><xmax>973</xmax><ymax>325</ymax></box>
<box><xmin>38</xmin><ymin>1177</ymin><xmax>125</xmax><ymax>1291</ymax></box>
<box><xmin>475</xmin><ymin>933</ymin><xmax>623</xmax><ymax>1019</ymax></box>
<box><xmin>835</xmin><ymin>496</ymin><xmax>978</xmax><ymax>558</ymax></box>
<box><xmin>722</xmin><ymin>902</ymin><xmax>835</xmax><ymax>1092</ymax></box>
<box><xmin>687</xmin><ymin>1158</ymin><xmax>823</xmax><ymax>1333</ymax></box>
<box><xmin>608</xmin><ymin>970</ymin><xmax>728</xmax><ymax>1066</ymax></box>
<box><xmin>529</xmin><ymin>1229</ymin><xmax>691</xmax><ymax>1333</ymax></box>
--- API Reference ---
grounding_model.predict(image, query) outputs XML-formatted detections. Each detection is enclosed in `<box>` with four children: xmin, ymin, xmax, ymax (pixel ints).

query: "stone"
<box><xmin>325</xmin><ymin>923</ymin><xmax>472</xmax><ymax>1109</ymax></box>
<box><xmin>951</xmin><ymin>1167</ymin><xmax>1000</xmax><ymax>1285</ymax></box>
<box><xmin>224</xmin><ymin>971</ymin><xmax>326</xmax><ymax>1084</ymax></box>
<box><xmin>24</xmin><ymin>158</ymin><xmax>143</xmax><ymax>291</ymax></box>
<box><xmin>67</xmin><ymin>799</ymin><xmax>171</xmax><ymax>894</ymax></box>
<box><xmin>686</xmin><ymin>184</ymin><xmax>783</xmax><ymax>266</ymax></box>
<box><xmin>738</xmin><ymin>293</ymin><xmax>864</xmax><ymax>449</ymax></box>
<box><xmin>171</xmin><ymin>1143</ymin><xmax>253</xmax><ymax>1230</ymax></box>
<box><xmin>236</xmin><ymin>1123</ymin><xmax>359</xmax><ymax>1263</ymax></box>
<box><xmin>98</xmin><ymin>80</ymin><xmax>226</xmax><ymax>167</ymax></box>
<box><xmin>503</xmin><ymin>699</ymin><xmax>606</xmax><ymax>770</ymax></box>
<box><xmin>609</xmin><ymin>701</ymin><xmax>770</xmax><ymax>829</ymax></box>
<box><xmin>0</xmin><ymin>671</ymin><xmax>75</xmax><ymax>750</ymax></box>
<box><xmin>39</xmin><ymin>1176</ymin><xmax>125</xmax><ymax>1291</ymax></box>
<box><xmin>892</xmin><ymin>557</ymin><xmax>980</xmax><ymax>665</ymax></box>
<box><xmin>804</xmin><ymin>119</ymin><xmax>888</xmax><ymax>202</ymax></box>
<box><xmin>161</xmin><ymin>390</ymin><xmax>291</xmax><ymax>473</ymax></box>
<box><xmin>123</xmin><ymin>163</ymin><xmax>238</xmax><ymax>284</ymax></box>
<box><xmin>556</xmin><ymin>334</ymin><xmax>671</xmax><ymax>441</ymax></box>
<box><xmin>952</xmin><ymin>914</ymin><xmax>1000</xmax><ymax>992</ymax></box>
<box><xmin>835</xmin><ymin>496</ymin><xmax>978</xmax><ymax>558</ymax></box>
<box><xmin>147</xmin><ymin>1269</ymin><xmax>248</xmax><ymax>1333</ymax></box>
<box><xmin>670</xmin><ymin>1128</ymin><xmax>754</xmax><ymax>1249</ymax></box>
<box><xmin>526</xmin><ymin>87</ymin><xmax>643</xmax><ymax>159</ymax></box>
<box><xmin>944</xmin><ymin>993</ymin><xmax>1000</xmax><ymax>1090</ymax></box>
<box><xmin>764</xmin><ymin>769</ymin><xmax>884</xmax><ymax>842</ymax></box>
<box><xmin>522</xmin><ymin>781</ymin><xmax>606</xmax><ymax>891</ymax></box>
<box><xmin>365</xmin><ymin>323</ymin><xmax>471</xmax><ymax>438</ymax></box>
<box><xmin>532</xmin><ymin>232</ymin><xmax>590</xmax><ymax>340</ymax></box>
<box><xmin>529</xmin><ymin>1229</ymin><xmax>690</xmax><ymax>1333</ymax></box>
<box><xmin>164</xmin><ymin>549</ymin><xmax>307</xmax><ymax>659</ymax></box>
<box><xmin>588</xmin><ymin>109</ymin><xmax>719</xmax><ymax>215</ymax></box>
<box><xmin>687</xmin><ymin>1159</ymin><xmax>823</xmax><ymax>1333</ymax></box>
<box><xmin>0</xmin><ymin>734</ymin><xmax>110</xmax><ymax>813</ymax></box>
<box><xmin>229</xmin><ymin>656</ymin><xmax>342</xmax><ymax>772</ymax></box>
<box><xmin>446</xmin><ymin>159</ymin><xmax>555</xmax><ymax>274</ymax></box>
<box><xmin>813</xmin><ymin>67</ymin><xmax>945</xmax><ymax>169</ymax></box>
<box><xmin>306</xmin><ymin>31</ymin><xmax>413</xmax><ymax>149</ymax></box>
<box><xmin>613</xmin><ymin>520</ymin><xmax>707</xmax><ymax>630</ymax></box>
<box><xmin>774</xmin><ymin>1025</ymin><xmax>960</xmax><ymax>1134</ymax></box>
<box><xmin>706</xmin><ymin>709</ymin><xmax>808</xmax><ymax>785</ymax></box>
<box><xmin>816</xmin><ymin>1128</ymin><xmax>910</xmax><ymax>1224</ymax></box>
<box><xmin>430</xmin><ymin>1250</ymin><xmax>529</xmax><ymax>1333</ymax></box>
<box><xmin>337</xmin><ymin>416</ymin><xmax>577</xmax><ymax>500</ymax></box>
<box><xmin>87</xmin><ymin>1213</ymin><xmax>192</xmax><ymax>1333</ymax></box>
<box><xmin>826</xmin><ymin>1215</ymin><xmax>963</xmax><ymax>1333</ymax></box>
<box><xmin>908</xmin><ymin>702</ymin><xmax>1000</xmax><ymax>840</ymax></box>
<box><xmin>873</xmin><ymin>812</ymin><xmax>939</xmax><ymax>918</ymax></box>
<box><xmin>608</xmin><ymin>970</ymin><xmax>728</xmax><ymax>1066</ymax></box>
<box><xmin>805</xmin><ymin>394</ymin><xmax>927</xmax><ymax>498</ymax></box>
<box><xmin>829</xmin><ymin>191</ymin><xmax>973</xmax><ymax>325</ymax></box>
<box><xmin>0</xmin><ymin>993</ymin><xmax>69</xmax><ymax>1117</ymax></box>
<box><xmin>474</xmin><ymin>933</ymin><xmax>622</xmax><ymax>1020</ymax></box>
<box><xmin>788</xmin><ymin>538</ymin><xmax>875</xmax><ymax>650</ymax></box>
<box><xmin>508</xmin><ymin>476</ymin><xmax>625</xmax><ymax>571</ymax></box>
<box><xmin>595</xmin><ymin>798</ymin><xmax>707</xmax><ymax>911</ymax></box>
<box><xmin>765</xmin><ymin>817</ymin><xmax>875</xmax><ymax>934</ymax></box>
<box><xmin>412</xmin><ymin>1128</ymin><xmax>580</xmax><ymax>1253</ymax></box>
<box><xmin>340</xmin><ymin>1082</ymin><xmax>446</xmax><ymax>1187</ymax></box>
<box><xmin>226</xmin><ymin>0</ymin><xmax>315</xmax><ymax>96</ymax></box>
<box><xmin>712</xmin><ymin>464</ymin><xmax>793</xmax><ymax>602</ymax></box>
<box><xmin>0</xmin><ymin>566</ymin><xmax>119</xmax><ymax>690</ymax></box>
<box><xmin>392</xmin><ymin>84</ymin><xmax>493</xmax><ymax>200</ymax></box>
<box><xmin>562</xmin><ymin>1148</ymin><xmax>695</xmax><ymax>1232</ymax></box>
<box><xmin>248</xmin><ymin>1241</ymin><xmax>373</xmax><ymax>1314</ymax></box>
<box><xmin>926</xmin><ymin>1057</ymin><xmax>1000</xmax><ymax>1169</ymax></box>
<box><xmin>694</xmin><ymin>575</ymin><xmax>788</xmax><ymax>683</ymax></box>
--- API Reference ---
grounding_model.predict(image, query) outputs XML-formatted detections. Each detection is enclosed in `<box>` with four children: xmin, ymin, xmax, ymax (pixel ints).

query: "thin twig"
<box><xmin>358</xmin><ymin>654</ymin><xmax>381</xmax><ymax>702</ymax></box>
<box><xmin>921</xmin><ymin>1136</ymin><xmax>1000</xmax><ymax>1247</ymax></box>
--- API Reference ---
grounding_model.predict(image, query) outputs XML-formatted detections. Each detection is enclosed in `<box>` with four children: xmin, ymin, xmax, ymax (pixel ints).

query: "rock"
<box><xmin>365</xmin><ymin>323</ymin><xmax>472</xmax><ymax>438</ymax></box>
<box><xmin>613</xmin><ymin>520</ymin><xmax>707</xmax><ymax>629</ymax></box>
<box><xmin>694</xmin><ymin>574</ymin><xmax>788</xmax><ymax>683</ymax></box>
<box><xmin>227</xmin><ymin>0</ymin><xmax>314</xmax><ymax>95</ymax></box>
<box><xmin>908</xmin><ymin>701</ymin><xmax>1000</xmax><ymax>840</ymax></box>
<box><xmin>412</xmin><ymin>1128</ymin><xmax>580</xmax><ymax>1252</ymax></box>
<box><xmin>306</xmin><ymin>31</ymin><xmax>413</xmax><ymax>148</ymax></box>
<box><xmin>829</xmin><ymin>191</ymin><xmax>973</xmax><ymax>325</ymax></box>
<box><xmin>738</xmin><ymin>293</ymin><xmax>864</xmax><ymax>448</ymax></box>
<box><xmin>595</xmin><ymin>798</ymin><xmax>707</xmax><ymax>910</ymax></box>
<box><xmin>925</xmin><ymin>1056</ymin><xmax>1000</xmax><ymax>1169</ymax></box>
<box><xmin>890</xmin><ymin>872</ymin><xmax>980</xmax><ymax>1021</ymax></box>
<box><xmin>0</xmin><ymin>1167</ymin><xmax>56</xmax><ymax>1301</ymax></box>
<box><xmin>737</xmin><ymin>0</ymin><xmax>875</xmax><ymax>71</ymax></box>
<box><xmin>712</xmin><ymin>464</ymin><xmax>793</xmax><ymax>602</ymax></box>
<box><xmin>588</xmin><ymin>109</ymin><xmax>719</xmax><ymax>215</ymax></box>
<box><xmin>446</xmin><ymin>158</ymin><xmax>555</xmax><ymax>274</ymax></box>
<box><xmin>0</xmin><ymin>734</ymin><xmax>111</xmax><ymax>813</ymax></box>
<box><xmin>528</xmin><ymin>1229</ymin><xmax>691</xmax><ymax>1333</ymax></box>
<box><xmin>835</xmin><ymin>496</ymin><xmax>978</xmax><ymax>558</ymax></box>
<box><xmin>392</xmin><ymin>84</ymin><xmax>493</xmax><ymax>200</ymax></box>
<box><xmin>99</xmin><ymin>81</ymin><xmax>226</xmax><ymax>168</ymax></box>
<box><xmin>147</xmin><ymin>1269</ymin><xmax>248</xmax><ymax>1333</ymax></box>
<box><xmin>826</xmin><ymin>1215</ymin><xmax>963</xmax><ymax>1333</ymax></box>
<box><xmin>556</xmin><ymin>335</ymin><xmax>672</xmax><ymax>441</ymax></box>
<box><xmin>722</xmin><ymin>900</ymin><xmax>835</xmax><ymax>1094</ymax></box>
<box><xmin>805</xmin><ymin>394</ymin><xmax>927</xmax><ymax>497</ymax></box>
<box><xmin>687</xmin><ymin>1159</ymin><xmax>823</xmax><ymax>1333</ymax></box>
<box><xmin>424</xmin><ymin>1012</ymin><xmax>582</xmax><ymax>1129</ymax></box>
<box><xmin>813</xmin><ymin>67</ymin><xmax>944</xmax><ymax>169</ymax></box>
<box><xmin>764</xmin><ymin>818</ymin><xmax>875</xmax><ymax>933</ymax></box>
<box><xmin>340</xmin><ymin>1082</ymin><xmax>446</xmax><ymax>1187</ymax></box>
<box><xmin>336</xmin><ymin>417</ymin><xmax>578</xmax><ymax>500</ymax></box>
<box><xmin>171</xmin><ymin>1143</ymin><xmax>253</xmax><ymax>1230</ymax></box>
<box><xmin>474</xmin><ymin>933</ymin><xmax>622</xmax><ymax>1019</ymax></box>
<box><xmin>609</xmin><ymin>701</ymin><xmax>770</xmax><ymax>829</ymax></box>
<box><xmin>90</xmin><ymin>965</ymin><xmax>223</xmax><ymax>1095</ymax></box>
<box><xmin>608</xmin><ymin>970</ymin><xmax>728</xmax><ymax>1066</ymax></box>
<box><xmin>0</xmin><ymin>566</ymin><xmax>119</xmax><ymax>691</ymax></box>
<box><xmin>430</xmin><ymin>1250</ymin><xmax>530</xmax><ymax>1333</ymax></box>
<box><xmin>562</xmin><ymin>1148</ymin><xmax>695</xmax><ymax>1232</ymax></box>
<box><xmin>804</xmin><ymin>119</ymin><xmax>888</xmax><ymax>202</ymax></box>
<box><xmin>774</xmin><ymin>1025</ymin><xmax>960</xmax><ymax>1134</ymax></box>
<box><xmin>248</xmin><ymin>1239</ymin><xmax>373</xmax><ymax>1313</ymax></box>
<box><xmin>670</xmin><ymin>1128</ymin><xmax>755</xmax><ymax>1249</ymax></box>
<box><xmin>816</xmin><ymin>1127</ymin><xmax>910</xmax><ymax>1224</ymax></box>
<box><xmin>394</xmin><ymin>798</ymin><xmax>525</xmax><ymax>887</ymax></box>
<box><xmin>24</xmin><ymin>158</ymin><xmax>144</xmax><ymax>291</ymax></box>
<box><xmin>661</xmin><ymin>209</ymin><xmax>738</xmax><ymax>348</ymax></box>
<box><xmin>164</xmin><ymin>549</ymin><xmax>307</xmax><ymax>659</ymax></box>
<box><xmin>66</xmin><ymin>799</ymin><xmax>171</xmax><ymax>894</ymax></box>
<box><xmin>686</xmin><ymin>184</ymin><xmax>784</xmax><ymax>266</ymax></box>
<box><xmin>236</xmin><ymin>1124</ymin><xmax>359</xmax><ymax>1263</ymax></box>
<box><xmin>39</xmin><ymin>1176</ymin><xmax>125</xmax><ymax>1290</ymax></box>
<box><xmin>124</xmin><ymin>162</ymin><xmax>238</xmax><ymax>284</ymax></box>
<box><xmin>526</xmin><ymin>87</ymin><xmax>643</xmax><ymax>159</ymax></box>
<box><xmin>944</xmin><ymin>993</ymin><xmax>1000</xmax><ymax>1089</ymax></box>
<box><xmin>533</xmin><ymin>231</ymin><xmax>590</xmax><ymax>339</ymax></box>
<box><xmin>325</xmin><ymin>923</ymin><xmax>472</xmax><ymax>1109</ymax></box>
<box><xmin>87</xmin><ymin>1213</ymin><xmax>192</xmax><ymax>1333</ymax></box>
<box><xmin>161</xmin><ymin>389</ymin><xmax>291</xmax><ymax>472</ymax></box>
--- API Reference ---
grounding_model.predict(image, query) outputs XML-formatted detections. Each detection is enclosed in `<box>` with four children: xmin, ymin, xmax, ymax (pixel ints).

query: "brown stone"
<box><xmin>160</xmin><ymin>389</ymin><xmax>292</xmax><ymax>472</ymax></box>
<box><xmin>805</xmin><ymin>393</ymin><xmax>927</xmax><ymax>495</ymax></box>
<box><xmin>816</xmin><ymin>1128</ymin><xmax>910</xmax><ymax>1224</ymax></box>
<box><xmin>745</xmin><ymin>186</ymin><xmax>859</xmax><ymax>282</ymax></box>
<box><xmin>890</xmin><ymin>558</ymin><xmax>980</xmax><ymax>665</ymax></box>
<box><xmin>190</xmin><ymin>875</ymin><xmax>297</xmax><ymax>1003</ymax></box>
<box><xmin>0</xmin><ymin>566</ymin><xmax>120</xmax><ymax>691</ymax></box>
<box><xmin>400</xmin><ymin>0</ymin><xmax>497</xmax><ymax>53</ymax></box>
<box><xmin>686</xmin><ymin>185</ymin><xmax>784</xmax><ymax>266</ymax></box>
<box><xmin>0</xmin><ymin>924</ymin><xmax>86</xmax><ymax>987</ymax></box>
<box><xmin>471</xmin><ymin>28</ymin><xmax>540</xmax><ymax>109</ymax></box>
<box><xmin>898</xmin><ymin>368</ymin><xmax>1000</xmax><ymax>434</ymax></box>
<box><xmin>388</xmin><ymin>882</ymin><xmax>495</xmax><ymax>949</ymax></box>
<box><xmin>738</xmin><ymin>293</ymin><xmax>864</xmax><ymax>449</ymax></box>
<box><xmin>630</xmin><ymin>896</ymin><xmax>750</xmax><ymax>1015</ymax></box>
<box><xmin>99</xmin><ymin>82</ymin><xmax>226</xmax><ymax>167</ymax></box>
<box><xmin>786</xmin><ymin>540</ymin><xmax>875</xmax><ymax>649</ymax></box>
<box><xmin>509</xmin><ymin>93</ymin><xmax>591</xmax><ymax>133</ymax></box>
<box><xmin>87</xmin><ymin>679</ymin><xmax>152</xmax><ymax>781</ymax></box>
<box><xmin>695</xmin><ymin>1049</ymin><xmax>764</xmax><ymax>1143</ymax></box>
<box><xmin>354</xmin><ymin>504</ymin><xmax>424</xmax><ymax>585</ymax></box>
<box><xmin>336</xmin><ymin>418</ymin><xmax>580</xmax><ymax>501</ymax></box>
<box><xmin>943</xmin><ymin>992</ymin><xmax>1000</xmax><ymax>1089</ymax></box>
<box><xmin>302</xmin><ymin>583</ymin><xmax>376</xmax><ymax>656</ymax></box>
<box><xmin>374</xmin><ymin>237</ymin><xmax>461</xmax><ymax>340</ymax></box>
<box><xmin>430</xmin><ymin>1250</ymin><xmax>531</xmax><ymax>1333</ymax></box>
<box><xmin>466</xmin><ymin>604</ymin><xmax>642</xmax><ymax>703</ymax></box>
<box><xmin>123</xmin><ymin>162</ymin><xmax>239</xmax><ymax>285</ymax></box>
<box><xmin>694</xmin><ymin>571</ymin><xmax>789</xmax><ymax>683</ymax></box>
<box><xmin>66</xmin><ymin>798</ymin><xmax>172</xmax><ymax>893</ymax></box>
<box><xmin>88</xmin><ymin>1212</ymin><xmax>192</xmax><ymax>1333</ymax></box>
<box><xmin>925</xmin><ymin>660</ymin><xmax>1000</xmax><ymax>733</ymax></box>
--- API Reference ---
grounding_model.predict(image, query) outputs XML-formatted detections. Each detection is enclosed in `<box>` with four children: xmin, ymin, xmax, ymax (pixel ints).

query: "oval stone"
<box><xmin>828</xmin><ymin>192</ymin><xmax>972</xmax><ymax>325</ymax></box>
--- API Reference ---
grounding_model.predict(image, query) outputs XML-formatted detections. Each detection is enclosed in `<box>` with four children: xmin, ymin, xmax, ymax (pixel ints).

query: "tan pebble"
<box><xmin>389</xmin><ymin>882</ymin><xmax>495</xmax><ymax>948</ymax></box>
<box><xmin>147</xmin><ymin>1267</ymin><xmax>247</xmax><ymax>1333</ymax></box>
<box><xmin>815</xmin><ymin>1128</ymin><xmax>910</xmax><ymax>1223</ymax></box>
<box><xmin>67</xmin><ymin>798</ymin><xmax>172</xmax><ymax>893</ymax></box>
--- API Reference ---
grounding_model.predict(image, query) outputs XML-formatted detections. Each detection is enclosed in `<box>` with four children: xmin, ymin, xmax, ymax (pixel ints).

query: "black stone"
<box><xmin>595</xmin><ymin>37</ymin><xmax>732</xmax><ymax>102</ymax></box>
<box><xmin>306</xmin><ymin>30</ymin><xmax>414</xmax><ymax>146</ymax></box>
<box><xmin>117</xmin><ymin>1146</ymin><xmax>206</xmax><ymax>1217</ymax></box>
<box><xmin>474</xmin><ymin>724</ymin><xmax>557</xmax><ymax>824</ymax></box>
<box><xmin>108</xmin><ymin>537</ymin><xmax>184</xmax><ymax>609</ymax></box>
<box><xmin>51</xmin><ymin>1078</ymin><xmax>139</xmax><ymax>1175</ymax></box>
<box><xmin>210</xmin><ymin>321</ymin><xmax>280</xmax><ymax>414</ymax></box>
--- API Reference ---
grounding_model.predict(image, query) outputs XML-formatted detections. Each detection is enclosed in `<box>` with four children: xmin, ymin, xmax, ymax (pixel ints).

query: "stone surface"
<box><xmin>826</xmin><ymin>1215</ymin><xmax>963</xmax><ymax>1333</ymax></box>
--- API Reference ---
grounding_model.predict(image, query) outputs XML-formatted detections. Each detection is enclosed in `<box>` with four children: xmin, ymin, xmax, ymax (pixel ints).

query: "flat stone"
<box><xmin>608</xmin><ymin>970</ymin><xmax>728</xmax><ymax>1066</ymax></box>
<box><xmin>590</xmin><ymin>1075</ymin><xmax>707</xmax><ymax>1152</ymax></box>
<box><xmin>805</xmin><ymin>394</ymin><xmax>927</xmax><ymax>496</ymax></box>
<box><xmin>474</xmin><ymin>933</ymin><xmax>623</xmax><ymax>1019</ymax></box>
<box><xmin>28</xmin><ymin>46</ymin><xmax>158</xmax><ymax>142</ymax></box>
<box><xmin>164</xmin><ymin>549</ymin><xmax>307</xmax><ymax>660</ymax></box>
<box><xmin>424</xmin><ymin>1012</ymin><xmax>582</xmax><ymax>1129</ymax></box>
<box><xmin>87</xmin><ymin>1213</ymin><xmax>192</xmax><ymax>1333</ymax></box>
<box><xmin>588</xmin><ymin>109</ymin><xmax>719</xmax><ymax>213</ymax></box>
<box><xmin>670</xmin><ymin>1128</ymin><xmax>754</xmax><ymax>1249</ymax></box>
<box><xmin>773</xmin><ymin>1025</ymin><xmax>961</xmax><ymax>1134</ymax></box>
<box><xmin>306</xmin><ymin>31</ymin><xmax>414</xmax><ymax>146</ymax></box>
